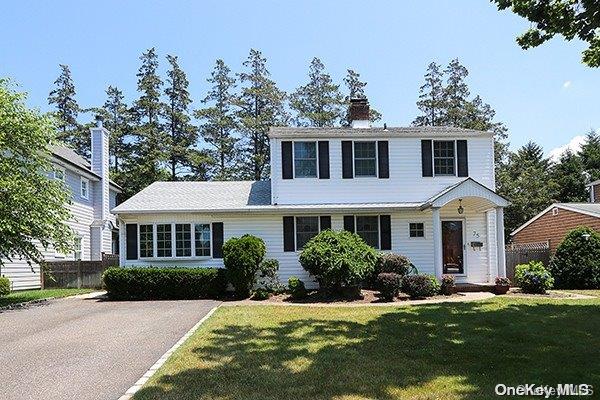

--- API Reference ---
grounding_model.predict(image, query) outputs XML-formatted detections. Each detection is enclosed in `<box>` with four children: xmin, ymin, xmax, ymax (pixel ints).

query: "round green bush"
<box><xmin>299</xmin><ymin>230</ymin><xmax>378</xmax><ymax>294</ymax></box>
<box><xmin>223</xmin><ymin>234</ymin><xmax>266</xmax><ymax>298</ymax></box>
<box><xmin>288</xmin><ymin>276</ymin><xmax>307</xmax><ymax>299</ymax></box>
<box><xmin>0</xmin><ymin>276</ymin><xmax>10</xmax><ymax>296</ymax></box>
<box><xmin>515</xmin><ymin>261</ymin><xmax>554</xmax><ymax>294</ymax></box>
<box><xmin>549</xmin><ymin>227</ymin><xmax>600</xmax><ymax>289</ymax></box>
<box><xmin>402</xmin><ymin>274</ymin><xmax>440</xmax><ymax>299</ymax></box>
<box><xmin>440</xmin><ymin>274</ymin><xmax>456</xmax><ymax>296</ymax></box>
<box><xmin>376</xmin><ymin>272</ymin><xmax>402</xmax><ymax>301</ymax></box>
<box><xmin>376</xmin><ymin>253</ymin><xmax>413</xmax><ymax>276</ymax></box>
<box><xmin>256</xmin><ymin>259</ymin><xmax>284</xmax><ymax>292</ymax></box>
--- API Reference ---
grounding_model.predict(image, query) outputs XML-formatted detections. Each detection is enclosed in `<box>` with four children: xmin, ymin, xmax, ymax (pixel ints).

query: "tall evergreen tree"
<box><xmin>497</xmin><ymin>141</ymin><xmax>556</xmax><ymax>236</ymax></box>
<box><xmin>442</xmin><ymin>59</ymin><xmax>470</xmax><ymax>126</ymax></box>
<box><xmin>127</xmin><ymin>48</ymin><xmax>168</xmax><ymax>197</ymax></box>
<box><xmin>236</xmin><ymin>49</ymin><xmax>288</xmax><ymax>180</ymax></box>
<box><xmin>48</xmin><ymin>64</ymin><xmax>88</xmax><ymax>156</ymax></box>
<box><xmin>290</xmin><ymin>58</ymin><xmax>344</xmax><ymax>127</ymax></box>
<box><xmin>580</xmin><ymin>130</ymin><xmax>600</xmax><ymax>181</ymax></box>
<box><xmin>164</xmin><ymin>55</ymin><xmax>197</xmax><ymax>180</ymax></box>
<box><xmin>413</xmin><ymin>62</ymin><xmax>445</xmax><ymax>126</ymax></box>
<box><xmin>342</xmin><ymin>69</ymin><xmax>381</xmax><ymax>125</ymax></box>
<box><xmin>100</xmin><ymin>86</ymin><xmax>131</xmax><ymax>174</ymax></box>
<box><xmin>195</xmin><ymin>59</ymin><xmax>238</xmax><ymax>180</ymax></box>
<box><xmin>551</xmin><ymin>150</ymin><xmax>588</xmax><ymax>202</ymax></box>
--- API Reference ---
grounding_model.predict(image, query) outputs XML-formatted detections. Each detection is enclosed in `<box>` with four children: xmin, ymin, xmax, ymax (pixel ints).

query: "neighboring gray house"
<box><xmin>2</xmin><ymin>120</ymin><xmax>122</xmax><ymax>290</ymax></box>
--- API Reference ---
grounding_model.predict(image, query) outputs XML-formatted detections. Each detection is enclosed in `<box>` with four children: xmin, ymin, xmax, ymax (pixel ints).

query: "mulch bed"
<box><xmin>241</xmin><ymin>289</ymin><xmax>463</xmax><ymax>304</ymax></box>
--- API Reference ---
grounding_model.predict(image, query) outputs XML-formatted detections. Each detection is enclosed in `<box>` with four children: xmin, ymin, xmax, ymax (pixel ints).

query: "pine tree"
<box><xmin>127</xmin><ymin>48</ymin><xmax>168</xmax><ymax>197</ymax></box>
<box><xmin>413</xmin><ymin>62</ymin><xmax>445</xmax><ymax>126</ymax></box>
<box><xmin>342</xmin><ymin>69</ymin><xmax>381</xmax><ymax>126</ymax></box>
<box><xmin>442</xmin><ymin>59</ymin><xmax>470</xmax><ymax>126</ymax></box>
<box><xmin>164</xmin><ymin>55</ymin><xmax>198</xmax><ymax>180</ymax></box>
<box><xmin>497</xmin><ymin>142</ymin><xmax>556</xmax><ymax>236</ymax></box>
<box><xmin>100</xmin><ymin>86</ymin><xmax>131</xmax><ymax>174</ymax></box>
<box><xmin>195</xmin><ymin>59</ymin><xmax>238</xmax><ymax>180</ymax></box>
<box><xmin>235</xmin><ymin>49</ymin><xmax>288</xmax><ymax>180</ymax></box>
<box><xmin>551</xmin><ymin>150</ymin><xmax>588</xmax><ymax>202</ymax></box>
<box><xmin>580</xmin><ymin>130</ymin><xmax>600</xmax><ymax>181</ymax></box>
<box><xmin>48</xmin><ymin>64</ymin><xmax>88</xmax><ymax>156</ymax></box>
<box><xmin>290</xmin><ymin>58</ymin><xmax>344</xmax><ymax>127</ymax></box>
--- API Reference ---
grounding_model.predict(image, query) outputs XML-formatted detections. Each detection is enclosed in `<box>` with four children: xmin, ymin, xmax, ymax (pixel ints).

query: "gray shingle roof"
<box><xmin>50</xmin><ymin>144</ymin><xmax>122</xmax><ymax>190</ymax></box>
<box><xmin>112</xmin><ymin>180</ymin><xmax>273</xmax><ymax>213</ymax></box>
<box><xmin>269</xmin><ymin>126</ymin><xmax>492</xmax><ymax>139</ymax></box>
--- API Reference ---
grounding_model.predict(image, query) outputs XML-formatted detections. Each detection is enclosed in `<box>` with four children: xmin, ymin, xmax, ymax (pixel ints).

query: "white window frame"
<box><xmin>294</xmin><ymin>216</ymin><xmax>321</xmax><ymax>251</ymax></box>
<box><xmin>73</xmin><ymin>236</ymin><xmax>82</xmax><ymax>260</ymax></box>
<box><xmin>354</xmin><ymin>215</ymin><xmax>381</xmax><ymax>249</ymax></box>
<box><xmin>293</xmin><ymin>141</ymin><xmax>319</xmax><ymax>179</ymax></box>
<box><xmin>138</xmin><ymin>222</ymin><xmax>212</xmax><ymax>260</ymax></box>
<box><xmin>80</xmin><ymin>177</ymin><xmax>89</xmax><ymax>199</ymax></box>
<box><xmin>353</xmin><ymin>140</ymin><xmax>378</xmax><ymax>178</ymax></box>
<box><xmin>409</xmin><ymin>222</ymin><xmax>426</xmax><ymax>239</ymax></box>
<box><xmin>432</xmin><ymin>140</ymin><xmax>457</xmax><ymax>177</ymax></box>
<box><xmin>53</xmin><ymin>166</ymin><xmax>66</xmax><ymax>182</ymax></box>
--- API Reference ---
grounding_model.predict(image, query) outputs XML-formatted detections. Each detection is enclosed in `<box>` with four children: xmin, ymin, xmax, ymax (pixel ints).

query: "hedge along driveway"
<box><xmin>0</xmin><ymin>295</ymin><xmax>219</xmax><ymax>400</ymax></box>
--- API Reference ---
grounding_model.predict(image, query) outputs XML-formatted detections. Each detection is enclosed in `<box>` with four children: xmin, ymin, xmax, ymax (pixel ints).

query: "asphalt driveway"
<box><xmin>0</xmin><ymin>294</ymin><xmax>219</xmax><ymax>400</ymax></box>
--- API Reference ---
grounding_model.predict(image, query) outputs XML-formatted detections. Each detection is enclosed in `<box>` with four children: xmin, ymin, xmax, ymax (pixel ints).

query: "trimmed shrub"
<box><xmin>252</xmin><ymin>288</ymin><xmax>271</xmax><ymax>300</ymax></box>
<box><xmin>402</xmin><ymin>274</ymin><xmax>440</xmax><ymax>299</ymax></box>
<box><xmin>0</xmin><ymin>277</ymin><xmax>10</xmax><ymax>296</ymax></box>
<box><xmin>495</xmin><ymin>277</ymin><xmax>511</xmax><ymax>287</ymax></box>
<box><xmin>376</xmin><ymin>253</ymin><xmax>413</xmax><ymax>276</ymax></box>
<box><xmin>102</xmin><ymin>267</ymin><xmax>227</xmax><ymax>300</ymax></box>
<box><xmin>515</xmin><ymin>261</ymin><xmax>554</xmax><ymax>294</ymax></box>
<box><xmin>376</xmin><ymin>272</ymin><xmax>402</xmax><ymax>301</ymax></box>
<box><xmin>223</xmin><ymin>235</ymin><xmax>266</xmax><ymax>298</ymax></box>
<box><xmin>255</xmin><ymin>258</ymin><xmax>284</xmax><ymax>293</ymax></box>
<box><xmin>299</xmin><ymin>230</ymin><xmax>378</xmax><ymax>294</ymax></box>
<box><xmin>549</xmin><ymin>227</ymin><xmax>600</xmax><ymax>289</ymax></box>
<box><xmin>440</xmin><ymin>274</ymin><xmax>455</xmax><ymax>296</ymax></box>
<box><xmin>288</xmin><ymin>276</ymin><xmax>307</xmax><ymax>299</ymax></box>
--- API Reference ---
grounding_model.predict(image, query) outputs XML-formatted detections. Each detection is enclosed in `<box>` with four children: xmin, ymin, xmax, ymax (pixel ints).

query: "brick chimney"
<box><xmin>349</xmin><ymin>97</ymin><xmax>370</xmax><ymax>128</ymax></box>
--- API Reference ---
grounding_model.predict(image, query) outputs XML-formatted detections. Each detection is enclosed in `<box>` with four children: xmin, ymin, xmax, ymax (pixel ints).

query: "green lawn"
<box><xmin>0</xmin><ymin>288</ymin><xmax>93</xmax><ymax>308</ymax></box>
<box><xmin>133</xmin><ymin>297</ymin><xmax>600</xmax><ymax>400</ymax></box>
<box><xmin>560</xmin><ymin>290</ymin><xmax>600</xmax><ymax>297</ymax></box>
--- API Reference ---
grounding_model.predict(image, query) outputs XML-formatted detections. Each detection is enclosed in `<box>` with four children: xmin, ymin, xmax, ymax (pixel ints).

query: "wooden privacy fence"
<box><xmin>505</xmin><ymin>242</ymin><xmax>550</xmax><ymax>282</ymax></box>
<box><xmin>42</xmin><ymin>253</ymin><xmax>119</xmax><ymax>289</ymax></box>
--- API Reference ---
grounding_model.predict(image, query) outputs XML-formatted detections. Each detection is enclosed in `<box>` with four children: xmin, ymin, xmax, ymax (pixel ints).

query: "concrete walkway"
<box><xmin>0</xmin><ymin>294</ymin><xmax>219</xmax><ymax>400</ymax></box>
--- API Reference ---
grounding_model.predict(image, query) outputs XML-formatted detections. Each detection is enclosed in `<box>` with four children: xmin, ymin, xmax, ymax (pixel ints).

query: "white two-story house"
<box><xmin>2</xmin><ymin>119</ymin><xmax>121</xmax><ymax>290</ymax></box>
<box><xmin>112</xmin><ymin>99</ymin><xmax>509</xmax><ymax>286</ymax></box>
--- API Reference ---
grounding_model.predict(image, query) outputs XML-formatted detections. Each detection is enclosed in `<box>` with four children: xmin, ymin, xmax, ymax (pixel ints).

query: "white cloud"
<box><xmin>547</xmin><ymin>135</ymin><xmax>586</xmax><ymax>162</ymax></box>
<box><xmin>563</xmin><ymin>80</ymin><xmax>572</xmax><ymax>89</ymax></box>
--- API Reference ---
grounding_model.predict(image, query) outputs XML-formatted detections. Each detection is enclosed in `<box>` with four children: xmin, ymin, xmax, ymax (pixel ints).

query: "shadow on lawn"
<box><xmin>135</xmin><ymin>301</ymin><xmax>600</xmax><ymax>400</ymax></box>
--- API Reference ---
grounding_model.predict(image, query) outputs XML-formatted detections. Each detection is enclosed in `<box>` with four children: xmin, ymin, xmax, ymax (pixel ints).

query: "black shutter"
<box><xmin>421</xmin><ymin>140</ymin><xmax>433</xmax><ymax>177</ymax></box>
<box><xmin>342</xmin><ymin>141</ymin><xmax>353</xmax><ymax>179</ymax></box>
<box><xmin>282</xmin><ymin>141</ymin><xmax>293</xmax><ymax>179</ymax></box>
<box><xmin>318</xmin><ymin>141</ymin><xmax>330</xmax><ymax>179</ymax></box>
<box><xmin>125</xmin><ymin>224</ymin><xmax>138</xmax><ymax>260</ymax></box>
<box><xmin>212</xmin><ymin>222</ymin><xmax>224</xmax><ymax>258</ymax></box>
<box><xmin>283</xmin><ymin>216</ymin><xmax>295</xmax><ymax>252</ymax></box>
<box><xmin>380</xmin><ymin>215</ymin><xmax>392</xmax><ymax>250</ymax></box>
<box><xmin>319</xmin><ymin>216</ymin><xmax>331</xmax><ymax>231</ymax></box>
<box><xmin>343</xmin><ymin>215</ymin><xmax>355</xmax><ymax>233</ymax></box>
<box><xmin>377</xmin><ymin>141</ymin><xmax>389</xmax><ymax>179</ymax></box>
<box><xmin>457</xmin><ymin>140</ymin><xmax>469</xmax><ymax>177</ymax></box>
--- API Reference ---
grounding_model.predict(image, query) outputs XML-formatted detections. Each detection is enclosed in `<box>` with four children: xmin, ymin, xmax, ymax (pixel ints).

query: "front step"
<box><xmin>455</xmin><ymin>283</ymin><xmax>496</xmax><ymax>293</ymax></box>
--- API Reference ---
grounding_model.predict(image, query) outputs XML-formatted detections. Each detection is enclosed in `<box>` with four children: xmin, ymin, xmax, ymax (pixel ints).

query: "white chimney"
<box><xmin>349</xmin><ymin>98</ymin><xmax>371</xmax><ymax>129</ymax></box>
<box><xmin>90</xmin><ymin>116</ymin><xmax>110</xmax><ymax>260</ymax></box>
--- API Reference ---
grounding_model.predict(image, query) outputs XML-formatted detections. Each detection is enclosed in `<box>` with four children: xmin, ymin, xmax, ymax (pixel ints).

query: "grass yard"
<box><xmin>0</xmin><ymin>288</ymin><xmax>93</xmax><ymax>308</ymax></box>
<box><xmin>560</xmin><ymin>290</ymin><xmax>600</xmax><ymax>297</ymax></box>
<box><xmin>134</xmin><ymin>297</ymin><xmax>600</xmax><ymax>400</ymax></box>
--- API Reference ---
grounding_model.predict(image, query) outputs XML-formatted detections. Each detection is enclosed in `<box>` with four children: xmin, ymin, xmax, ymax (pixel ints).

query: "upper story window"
<box><xmin>295</xmin><ymin>216</ymin><xmax>320</xmax><ymax>249</ymax></box>
<box><xmin>53</xmin><ymin>167</ymin><xmax>65</xmax><ymax>182</ymax></box>
<box><xmin>433</xmin><ymin>141</ymin><xmax>455</xmax><ymax>176</ymax></box>
<box><xmin>354</xmin><ymin>141</ymin><xmax>377</xmax><ymax>177</ymax></box>
<box><xmin>80</xmin><ymin>177</ymin><xmax>89</xmax><ymax>199</ymax></box>
<box><xmin>294</xmin><ymin>141</ymin><xmax>317</xmax><ymax>178</ymax></box>
<box><xmin>139</xmin><ymin>224</ymin><xmax>154</xmax><ymax>258</ymax></box>
<box><xmin>356</xmin><ymin>216</ymin><xmax>380</xmax><ymax>248</ymax></box>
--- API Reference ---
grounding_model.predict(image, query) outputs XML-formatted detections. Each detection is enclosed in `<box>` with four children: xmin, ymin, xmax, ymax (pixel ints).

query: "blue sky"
<box><xmin>2</xmin><ymin>0</ymin><xmax>598</xmax><ymax>156</ymax></box>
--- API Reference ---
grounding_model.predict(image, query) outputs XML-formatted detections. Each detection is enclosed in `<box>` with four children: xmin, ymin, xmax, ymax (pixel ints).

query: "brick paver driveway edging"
<box><xmin>0</xmin><ymin>295</ymin><xmax>219</xmax><ymax>400</ymax></box>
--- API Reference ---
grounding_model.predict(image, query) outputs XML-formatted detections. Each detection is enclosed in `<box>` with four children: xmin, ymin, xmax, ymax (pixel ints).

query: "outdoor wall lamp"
<box><xmin>457</xmin><ymin>199</ymin><xmax>464</xmax><ymax>215</ymax></box>
<box><xmin>582</xmin><ymin>233</ymin><xmax>591</xmax><ymax>241</ymax></box>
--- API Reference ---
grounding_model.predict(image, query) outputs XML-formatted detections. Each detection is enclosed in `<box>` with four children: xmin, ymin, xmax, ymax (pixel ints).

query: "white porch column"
<box><xmin>496</xmin><ymin>207</ymin><xmax>507</xmax><ymax>278</ymax></box>
<box><xmin>432</xmin><ymin>207</ymin><xmax>443</xmax><ymax>279</ymax></box>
